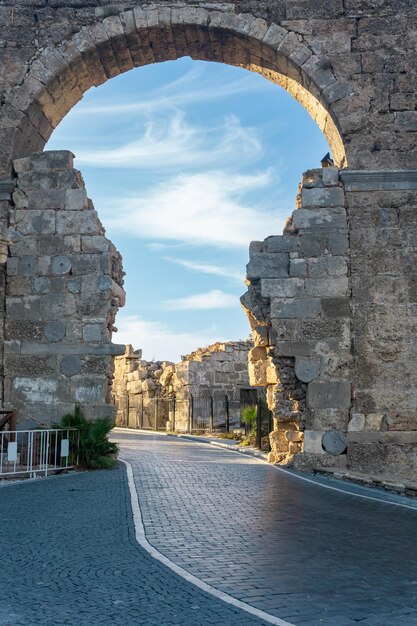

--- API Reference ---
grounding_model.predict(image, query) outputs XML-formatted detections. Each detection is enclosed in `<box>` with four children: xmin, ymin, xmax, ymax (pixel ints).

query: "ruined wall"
<box><xmin>242</xmin><ymin>167</ymin><xmax>351</xmax><ymax>466</ymax></box>
<box><xmin>113</xmin><ymin>341</ymin><xmax>252</xmax><ymax>432</ymax></box>
<box><xmin>4</xmin><ymin>151</ymin><xmax>125</xmax><ymax>425</ymax></box>
<box><xmin>113</xmin><ymin>346</ymin><xmax>167</xmax><ymax>429</ymax></box>
<box><xmin>243</xmin><ymin>168</ymin><xmax>417</xmax><ymax>479</ymax></box>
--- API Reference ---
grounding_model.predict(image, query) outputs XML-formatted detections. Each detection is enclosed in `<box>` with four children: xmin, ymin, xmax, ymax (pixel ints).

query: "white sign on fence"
<box><xmin>7</xmin><ymin>441</ymin><xmax>17</xmax><ymax>462</ymax></box>
<box><xmin>60</xmin><ymin>438</ymin><xmax>69</xmax><ymax>458</ymax></box>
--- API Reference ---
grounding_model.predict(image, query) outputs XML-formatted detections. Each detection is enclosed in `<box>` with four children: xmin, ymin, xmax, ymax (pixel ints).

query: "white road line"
<box><xmin>119</xmin><ymin>457</ymin><xmax>295</xmax><ymax>626</ymax></box>
<box><xmin>274</xmin><ymin>466</ymin><xmax>417</xmax><ymax>513</ymax></box>
<box><xmin>115</xmin><ymin>429</ymin><xmax>417</xmax><ymax>512</ymax></box>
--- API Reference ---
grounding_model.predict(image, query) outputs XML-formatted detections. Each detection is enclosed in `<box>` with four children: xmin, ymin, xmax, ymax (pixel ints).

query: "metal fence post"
<box><xmin>225</xmin><ymin>394</ymin><xmax>230</xmax><ymax>432</ymax></box>
<box><xmin>154</xmin><ymin>398</ymin><xmax>157</xmax><ymax>430</ymax></box>
<box><xmin>267</xmin><ymin>409</ymin><xmax>273</xmax><ymax>452</ymax></box>
<box><xmin>189</xmin><ymin>394</ymin><xmax>194</xmax><ymax>433</ymax></box>
<box><xmin>256</xmin><ymin>395</ymin><xmax>262</xmax><ymax>449</ymax></box>
<box><xmin>172</xmin><ymin>396</ymin><xmax>176</xmax><ymax>431</ymax></box>
<box><xmin>209</xmin><ymin>395</ymin><xmax>214</xmax><ymax>433</ymax></box>
<box><xmin>140</xmin><ymin>395</ymin><xmax>144</xmax><ymax>429</ymax></box>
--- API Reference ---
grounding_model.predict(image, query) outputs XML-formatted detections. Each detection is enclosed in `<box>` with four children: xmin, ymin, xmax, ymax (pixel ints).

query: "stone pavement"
<box><xmin>115</xmin><ymin>430</ymin><xmax>417</xmax><ymax>626</ymax></box>
<box><xmin>0</xmin><ymin>465</ymin><xmax>270</xmax><ymax>625</ymax></box>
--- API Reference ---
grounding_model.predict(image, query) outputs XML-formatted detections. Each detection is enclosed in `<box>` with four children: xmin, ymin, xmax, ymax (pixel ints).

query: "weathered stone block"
<box><xmin>301</xmin><ymin>186</ymin><xmax>345</xmax><ymax>208</ymax></box>
<box><xmin>305</xmin><ymin>277</ymin><xmax>349</xmax><ymax>297</ymax></box>
<box><xmin>322</xmin><ymin>167</ymin><xmax>339</xmax><ymax>186</ymax></box>
<box><xmin>247</xmin><ymin>253</ymin><xmax>289</xmax><ymax>279</ymax></box>
<box><xmin>81</xmin><ymin>236</ymin><xmax>109</xmax><ymax>253</ymax></box>
<box><xmin>285</xmin><ymin>430</ymin><xmax>303</xmax><ymax>443</ymax></box>
<box><xmin>289</xmin><ymin>258</ymin><xmax>307</xmax><ymax>277</ymax></box>
<box><xmin>83</xmin><ymin>324</ymin><xmax>102</xmax><ymax>342</ymax></box>
<box><xmin>18</xmin><ymin>255</ymin><xmax>37</xmax><ymax>276</ymax></box>
<box><xmin>44</xmin><ymin>320</ymin><xmax>66</xmax><ymax>342</ymax></box>
<box><xmin>321</xmin><ymin>297</ymin><xmax>350</xmax><ymax>318</ymax></box>
<box><xmin>303</xmin><ymin>430</ymin><xmax>326</xmax><ymax>454</ymax></box>
<box><xmin>298</xmin><ymin>234</ymin><xmax>328</xmax><ymax>257</ymax></box>
<box><xmin>56</xmin><ymin>210</ymin><xmax>101</xmax><ymax>235</ymax></box>
<box><xmin>307</xmin><ymin>381</ymin><xmax>351</xmax><ymax>409</ymax></box>
<box><xmin>41</xmin><ymin>293</ymin><xmax>77</xmax><ymax>319</ymax></box>
<box><xmin>65</xmin><ymin>188</ymin><xmax>88</xmax><ymax>211</ymax></box>
<box><xmin>13</xmin><ymin>151</ymin><xmax>74</xmax><ymax>173</ymax></box>
<box><xmin>295</xmin><ymin>358</ymin><xmax>320</xmax><ymax>382</ymax></box>
<box><xmin>6</xmin><ymin>296</ymin><xmax>41</xmax><ymax>321</ymax></box>
<box><xmin>271</xmin><ymin>297</ymin><xmax>321</xmax><ymax>319</ymax></box>
<box><xmin>265</xmin><ymin>236</ymin><xmax>298</xmax><ymax>252</ymax></box>
<box><xmin>293</xmin><ymin>208</ymin><xmax>347</xmax><ymax>231</ymax></box>
<box><xmin>14</xmin><ymin>210</ymin><xmax>55</xmax><ymax>235</ymax></box>
<box><xmin>307</xmin><ymin>257</ymin><xmax>347</xmax><ymax>277</ymax></box>
<box><xmin>11</xmin><ymin>376</ymin><xmax>67</xmax><ymax>403</ymax></box>
<box><xmin>261</xmin><ymin>278</ymin><xmax>304</xmax><ymax>298</ymax></box>
<box><xmin>71</xmin><ymin>376</ymin><xmax>107</xmax><ymax>403</ymax></box>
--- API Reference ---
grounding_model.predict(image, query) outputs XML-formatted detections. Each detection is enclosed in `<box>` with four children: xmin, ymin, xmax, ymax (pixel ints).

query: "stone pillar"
<box><xmin>242</xmin><ymin>167</ymin><xmax>351</xmax><ymax>467</ymax></box>
<box><xmin>4</xmin><ymin>150</ymin><xmax>125</xmax><ymax>425</ymax></box>
<box><xmin>342</xmin><ymin>170</ymin><xmax>417</xmax><ymax>479</ymax></box>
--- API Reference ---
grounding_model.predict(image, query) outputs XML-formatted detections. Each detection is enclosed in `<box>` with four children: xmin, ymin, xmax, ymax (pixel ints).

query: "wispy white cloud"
<box><xmin>102</xmin><ymin>169</ymin><xmax>280</xmax><ymax>248</ymax></box>
<box><xmin>74</xmin><ymin>113</ymin><xmax>262</xmax><ymax>169</ymax></box>
<box><xmin>163</xmin><ymin>256</ymin><xmax>244</xmax><ymax>283</ymax></box>
<box><xmin>164</xmin><ymin>289</ymin><xmax>238</xmax><ymax>310</ymax></box>
<box><xmin>73</xmin><ymin>65</ymin><xmax>269</xmax><ymax>116</ymax></box>
<box><xmin>114</xmin><ymin>315</ymin><xmax>226</xmax><ymax>362</ymax></box>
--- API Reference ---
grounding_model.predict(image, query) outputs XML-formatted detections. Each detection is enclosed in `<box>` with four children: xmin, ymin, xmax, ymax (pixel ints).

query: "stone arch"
<box><xmin>4</xmin><ymin>6</ymin><xmax>348</xmax><ymax>174</ymax></box>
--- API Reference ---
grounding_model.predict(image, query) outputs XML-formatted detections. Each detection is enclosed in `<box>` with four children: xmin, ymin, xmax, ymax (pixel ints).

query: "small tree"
<box><xmin>241</xmin><ymin>405</ymin><xmax>257</xmax><ymax>445</ymax></box>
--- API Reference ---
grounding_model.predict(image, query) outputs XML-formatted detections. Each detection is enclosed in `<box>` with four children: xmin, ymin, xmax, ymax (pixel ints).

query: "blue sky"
<box><xmin>46</xmin><ymin>58</ymin><xmax>329</xmax><ymax>362</ymax></box>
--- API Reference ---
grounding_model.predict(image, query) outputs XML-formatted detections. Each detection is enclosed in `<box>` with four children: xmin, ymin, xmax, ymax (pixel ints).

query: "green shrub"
<box><xmin>54</xmin><ymin>406</ymin><xmax>118</xmax><ymax>470</ymax></box>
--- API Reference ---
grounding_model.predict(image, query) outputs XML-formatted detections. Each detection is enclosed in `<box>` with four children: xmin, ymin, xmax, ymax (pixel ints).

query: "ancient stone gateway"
<box><xmin>0</xmin><ymin>2</ymin><xmax>417</xmax><ymax>478</ymax></box>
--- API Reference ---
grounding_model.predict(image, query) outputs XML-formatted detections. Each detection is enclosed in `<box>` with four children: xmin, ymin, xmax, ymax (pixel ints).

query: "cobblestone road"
<box><xmin>0</xmin><ymin>463</ymin><xmax>270</xmax><ymax>625</ymax></box>
<box><xmin>115</xmin><ymin>430</ymin><xmax>417</xmax><ymax>626</ymax></box>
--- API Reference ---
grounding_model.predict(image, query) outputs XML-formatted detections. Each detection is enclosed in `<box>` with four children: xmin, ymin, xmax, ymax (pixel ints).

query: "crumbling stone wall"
<box><xmin>4</xmin><ymin>151</ymin><xmax>125</xmax><ymax>424</ymax></box>
<box><xmin>113</xmin><ymin>346</ymin><xmax>167</xmax><ymax>429</ymax></box>
<box><xmin>113</xmin><ymin>341</ymin><xmax>252</xmax><ymax>432</ymax></box>
<box><xmin>243</xmin><ymin>168</ymin><xmax>417</xmax><ymax>479</ymax></box>
<box><xmin>242</xmin><ymin>167</ymin><xmax>351</xmax><ymax>465</ymax></box>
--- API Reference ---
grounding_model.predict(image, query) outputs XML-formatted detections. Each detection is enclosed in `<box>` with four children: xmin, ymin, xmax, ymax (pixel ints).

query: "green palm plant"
<box><xmin>55</xmin><ymin>406</ymin><xmax>118</xmax><ymax>469</ymax></box>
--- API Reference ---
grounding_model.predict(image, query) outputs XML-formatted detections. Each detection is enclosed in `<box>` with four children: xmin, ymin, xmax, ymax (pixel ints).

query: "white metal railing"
<box><xmin>0</xmin><ymin>428</ymin><xmax>79</xmax><ymax>478</ymax></box>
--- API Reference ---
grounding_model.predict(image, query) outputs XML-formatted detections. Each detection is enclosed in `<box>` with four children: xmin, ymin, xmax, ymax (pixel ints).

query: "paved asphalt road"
<box><xmin>115</xmin><ymin>430</ymin><xmax>417</xmax><ymax>626</ymax></box>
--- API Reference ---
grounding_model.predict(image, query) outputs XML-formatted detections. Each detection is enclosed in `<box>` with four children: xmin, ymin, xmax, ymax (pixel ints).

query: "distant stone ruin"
<box><xmin>112</xmin><ymin>341</ymin><xmax>253</xmax><ymax>432</ymax></box>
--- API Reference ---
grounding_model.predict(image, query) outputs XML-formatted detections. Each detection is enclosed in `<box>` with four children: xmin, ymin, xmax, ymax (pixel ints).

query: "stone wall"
<box><xmin>113</xmin><ymin>346</ymin><xmax>168</xmax><ymax>429</ymax></box>
<box><xmin>113</xmin><ymin>340</ymin><xmax>252</xmax><ymax>432</ymax></box>
<box><xmin>242</xmin><ymin>167</ymin><xmax>351</xmax><ymax>465</ymax></box>
<box><xmin>343</xmin><ymin>176</ymin><xmax>417</xmax><ymax>478</ymax></box>
<box><xmin>243</xmin><ymin>168</ymin><xmax>417</xmax><ymax>479</ymax></box>
<box><xmin>4</xmin><ymin>151</ymin><xmax>125</xmax><ymax>425</ymax></box>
